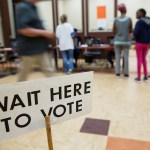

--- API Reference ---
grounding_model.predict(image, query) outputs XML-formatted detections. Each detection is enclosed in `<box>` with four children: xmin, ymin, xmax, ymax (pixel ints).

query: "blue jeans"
<box><xmin>61</xmin><ymin>49</ymin><xmax>74</xmax><ymax>73</ymax></box>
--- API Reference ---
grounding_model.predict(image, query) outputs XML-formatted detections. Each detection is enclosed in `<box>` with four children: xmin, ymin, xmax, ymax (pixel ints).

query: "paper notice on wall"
<box><xmin>97</xmin><ymin>6</ymin><xmax>106</xmax><ymax>19</ymax></box>
<box><xmin>97</xmin><ymin>19</ymin><xmax>106</xmax><ymax>29</ymax></box>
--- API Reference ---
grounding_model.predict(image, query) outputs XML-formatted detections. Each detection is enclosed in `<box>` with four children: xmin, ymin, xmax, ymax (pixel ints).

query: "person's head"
<box><xmin>60</xmin><ymin>14</ymin><xmax>67</xmax><ymax>24</ymax></box>
<box><xmin>117</xmin><ymin>3</ymin><xmax>127</xmax><ymax>14</ymax></box>
<box><xmin>74</xmin><ymin>28</ymin><xmax>78</xmax><ymax>33</ymax></box>
<box><xmin>136</xmin><ymin>9</ymin><xmax>146</xmax><ymax>19</ymax></box>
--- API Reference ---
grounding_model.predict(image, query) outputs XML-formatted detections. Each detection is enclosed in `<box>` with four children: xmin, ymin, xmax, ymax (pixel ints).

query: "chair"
<box><xmin>0</xmin><ymin>52</ymin><xmax>7</xmax><ymax>71</ymax></box>
<box><xmin>7</xmin><ymin>51</ymin><xmax>19</xmax><ymax>74</ymax></box>
<box><xmin>84</xmin><ymin>36</ymin><xmax>101</xmax><ymax>63</ymax></box>
<box><xmin>107</xmin><ymin>36</ymin><xmax>114</xmax><ymax>45</ymax></box>
<box><xmin>7</xmin><ymin>39</ymin><xmax>19</xmax><ymax>74</ymax></box>
<box><xmin>84</xmin><ymin>36</ymin><xmax>95</xmax><ymax>46</ymax></box>
<box><xmin>73</xmin><ymin>36</ymin><xmax>82</xmax><ymax>67</ymax></box>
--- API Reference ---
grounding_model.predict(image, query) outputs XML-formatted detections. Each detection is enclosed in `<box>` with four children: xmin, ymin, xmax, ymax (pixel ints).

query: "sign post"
<box><xmin>45</xmin><ymin>116</ymin><xmax>53</xmax><ymax>150</ymax></box>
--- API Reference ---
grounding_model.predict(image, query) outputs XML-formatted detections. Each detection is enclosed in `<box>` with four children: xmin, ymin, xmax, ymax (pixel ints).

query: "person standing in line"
<box><xmin>113</xmin><ymin>3</ymin><xmax>132</xmax><ymax>77</ymax></box>
<box><xmin>56</xmin><ymin>14</ymin><xmax>74</xmax><ymax>74</ymax></box>
<box><xmin>73</xmin><ymin>28</ymin><xmax>82</xmax><ymax>68</ymax></box>
<box><xmin>134</xmin><ymin>9</ymin><xmax>150</xmax><ymax>82</ymax></box>
<box><xmin>16</xmin><ymin>0</ymin><xmax>55</xmax><ymax>82</ymax></box>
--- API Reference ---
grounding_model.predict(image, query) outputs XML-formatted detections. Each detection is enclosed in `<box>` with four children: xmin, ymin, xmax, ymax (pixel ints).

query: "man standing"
<box><xmin>16</xmin><ymin>0</ymin><xmax>55</xmax><ymax>81</ymax></box>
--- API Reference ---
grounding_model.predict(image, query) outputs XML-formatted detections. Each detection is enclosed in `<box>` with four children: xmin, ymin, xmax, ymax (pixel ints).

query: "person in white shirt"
<box><xmin>56</xmin><ymin>14</ymin><xmax>75</xmax><ymax>74</ymax></box>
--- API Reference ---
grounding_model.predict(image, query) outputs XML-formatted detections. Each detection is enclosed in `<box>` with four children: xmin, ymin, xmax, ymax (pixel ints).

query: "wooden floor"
<box><xmin>0</xmin><ymin>50</ymin><xmax>150</xmax><ymax>150</ymax></box>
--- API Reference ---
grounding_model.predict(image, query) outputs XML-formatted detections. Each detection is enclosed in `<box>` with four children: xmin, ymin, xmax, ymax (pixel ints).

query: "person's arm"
<box><xmin>112</xmin><ymin>20</ymin><xmax>116</xmax><ymax>35</ymax></box>
<box><xmin>129</xmin><ymin>18</ymin><xmax>133</xmax><ymax>39</ymax></box>
<box><xmin>129</xmin><ymin>19</ymin><xmax>133</xmax><ymax>33</ymax></box>
<box><xmin>18</xmin><ymin>27</ymin><xmax>55</xmax><ymax>40</ymax></box>
<box><xmin>69</xmin><ymin>25</ymin><xmax>76</xmax><ymax>38</ymax></box>
<box><xmin>16</xmin><ymin>4</ymin><xmax>55</xmax><ymax>40</ymax></box>
<box><xmin>133</xmin><ymin>21</ymin><xmax>141</xmax><ymax>37</ymax></box>
<box><xmin>71</xmin><ymin>32</ymin><xmax>76</xmax><ymax>38</ymax></box>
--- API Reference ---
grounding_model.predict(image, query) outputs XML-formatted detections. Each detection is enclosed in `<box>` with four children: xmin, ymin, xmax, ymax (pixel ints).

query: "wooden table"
<box><xmin>55</xmin><ymin>45</ymin><xmax>114</xmax><ymax>69</ymax></box>
<box><xmin>0</xmin><ymin>48</ymin><xmax>15</xmax><ymax>52</ymax></box>
<box><xmin>77</xmin><ymin>45</ymin><xmax>114</xmax><ymax>68</ymax></box>
<box><xmin>79</xmin><ymin>45</ymin><xmax>114</xmax><ymax>51</ymax></box>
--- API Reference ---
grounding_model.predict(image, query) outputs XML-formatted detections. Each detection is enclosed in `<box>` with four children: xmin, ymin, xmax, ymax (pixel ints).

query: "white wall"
<box><xmin>7</xmin><ymin>0</ymin><xmax>16</xmax><ymax>39</ymax></box>
<box><xmin>58</xmin><ymin>0</ymin><xmax>64</xmax><ymax>19</ymax></box>
<box><xmin>58</xmin><ymin>0</ymin><xmax>82</xmax><ymax>31</ymax></box>
<box><xmin>0</xmin><ymin>9</ymin><xmax>4</xmax><ymax>47</ymax></box>
<box><xmin>36</xmin><ymin>0</ymin><xmax>53</xmax><ymax>31</ymax></box>
<box><xmin>118</xmin><ymin>0</ymin><xmax>150</xmax><ymax>26</ymax></box>
<box><xmin>89</xmin><ymin>0</ymin><xmax>114</xmax><ymax>32</ymax></box>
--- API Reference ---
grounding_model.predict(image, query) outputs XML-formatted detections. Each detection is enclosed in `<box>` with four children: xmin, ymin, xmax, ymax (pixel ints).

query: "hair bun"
<box><xmin>117</xmin><ymin>3</ymin><xmax>126</xmax><ymax>12</ymax></box>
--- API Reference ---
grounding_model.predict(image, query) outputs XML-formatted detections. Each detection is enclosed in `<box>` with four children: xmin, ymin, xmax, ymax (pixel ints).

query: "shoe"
<box><xmin>66</xmin><ymin>71</ymin><xmax>71</xmax><ymax>75</ymax></box>
<box><xmin>66</xmin><ymin>69</ymin><xmax>73</xmax><ymax>75</ymax></box>
<box><xmin>116</xmin><ymin>74</ymin><xmax>120</xmax><ymax>78</ymax></box>
<box><xmin>111</xmin><ymin>64</ymin><xmax>114</xmax><ymax>68</ymax></box>
<box><xmin>143</xmin><ymin>76</ymin><xmax>148</xmax><ymax>82</ymax></box>
<box><xmin>135</xmin><ymin>77</ymin><xmax>141</xmax><ymax>83</ymax></box>
<box><xmin>124</xmin><ymin>74</ymin><xmax>129</xmax><ymax>78</ymax></box>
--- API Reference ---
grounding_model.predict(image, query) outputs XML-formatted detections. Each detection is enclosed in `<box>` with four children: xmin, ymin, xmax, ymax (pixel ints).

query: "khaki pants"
<box><xmin>18</xmin><ymin>52</ymin><xmax>54</xmax><ymax>82</ymax></box>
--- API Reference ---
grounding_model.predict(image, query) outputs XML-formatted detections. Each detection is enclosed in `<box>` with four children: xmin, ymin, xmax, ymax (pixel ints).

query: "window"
<box><xmin>118</xmin><ymin>0</ymin><xmax>150</xmax><ymax>26</ymax></box>
<box><xmin>57</xmin><ymin>0</ymin><xmax>83</xmax><ymax>32</ymax></box>
<box><xmin>0</xmin><ymin>9</ymin><xmax>4</xmax><ymax>47</ymax></box>
<box><xmin>36</xmin><ymin>0</ymin><xmax>54</xmax><ymax>31</ymax></box>
<box><xmin>88</xmin><ymin>0</ymin><xmax>115</xmax><ymax>32</ymax></box>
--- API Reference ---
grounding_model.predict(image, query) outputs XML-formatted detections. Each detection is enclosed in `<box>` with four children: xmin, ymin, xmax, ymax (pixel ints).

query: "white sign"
<box><xmin>97</xmin><ymin>19</ymin><xmax>106</xmax><ymax>29</ymax></box>
<box><xmin>0</xmin><ymin>72</ymin><xmax>93</xmax><ymax>141</ymax></box>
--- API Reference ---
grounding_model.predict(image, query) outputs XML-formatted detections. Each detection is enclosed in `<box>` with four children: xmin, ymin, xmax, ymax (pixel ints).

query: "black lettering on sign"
<box><xmin>76</xmin><ymin>100</ymin><xmax>82</xmax><ymax>112</ymax></box>
<box><xmin>40</xmin><ymin>100</ymin><xmax>83</xmax><ymax>118</ymax></box>
<box><xmin>1</xmin><ymin>117</ymin><xmax>11</xmax><ymax>132</ymax></box>
<box><xmin>10</xmin><ymin>94</ymin><xmax>25</xmax><ymax>111</ymax></box>
<box><xmin>50</xmin><ymin>87</ymin><xmax>62</xmax><ymax>101</ymax></box>
<box><xmin>41</xmin><ymin>105</ymin><xmax>67</xmax><ymax>118</ymax></box>
<box><xmin>27</xmin><ymin>92</ymin><xmax>32</xmax><ymax>106</ymax></box>
<box><xmin>40</xmin><ymin>107</ymin><xmax>53</xmax><ymax>117</ymax></box>
<box><xmin>0</xmin><ymin>97</ymin><xmax>8</xmax><ymax>112</ymax></box>
<box><xmin>41</xmin><ymin>109</ymin><xmax>47</xmax><ymax>117</ymax></box>
<box><xmin>15</xmin><ymin>114</ymin><xmax>31</xmax><ymax>128</ymax></box>
<box><xmin>53</xmin><ymin>105</ymin><xmax>66</xmax><ymax>117</ymax></box>
<box><xmin>84</xmin><ymin>81</ymin><xmax>91</xmax><ymax>94</ymax></box>
<box><xmin>31</xmin><ymin>90</ymin><xmax>40</xmax><ymax>105</ymax></box>
<box><xmin>64</xmin><ymin>85</ymin><xmax>71</xmax><ymax>98</ymax></box>
<box><xmin>74</xmin><ymin>83</ymin><xmax>82</xmax><ymax>96</ymax></box>
<box><xmin>67</xmin><ymin>102</ymin><xmax>74</xmax><ymax>114</ymax></box>
<box><xmin>28</xmin><ymin>90</ymin><xmax>41</xmax><ymax>106</ymax></box>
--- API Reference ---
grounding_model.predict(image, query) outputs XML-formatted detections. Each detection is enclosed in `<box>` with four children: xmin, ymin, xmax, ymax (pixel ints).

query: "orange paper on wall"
<box><xmin>97</xmin><ymin>6</ymin><xmax>106</xmax><ymax>19</ymax></box>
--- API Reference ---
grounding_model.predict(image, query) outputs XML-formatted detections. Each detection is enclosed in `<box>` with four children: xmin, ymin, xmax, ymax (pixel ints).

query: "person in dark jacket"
<box><xmin>134</xmin><ymin>9</ymin><xmax>150</xmax><ymax>82</ymax></box>
<box><xmin>73</xmin><ymin>28</ymin><xmax>82</xmax><ymax>68</ymax></box>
